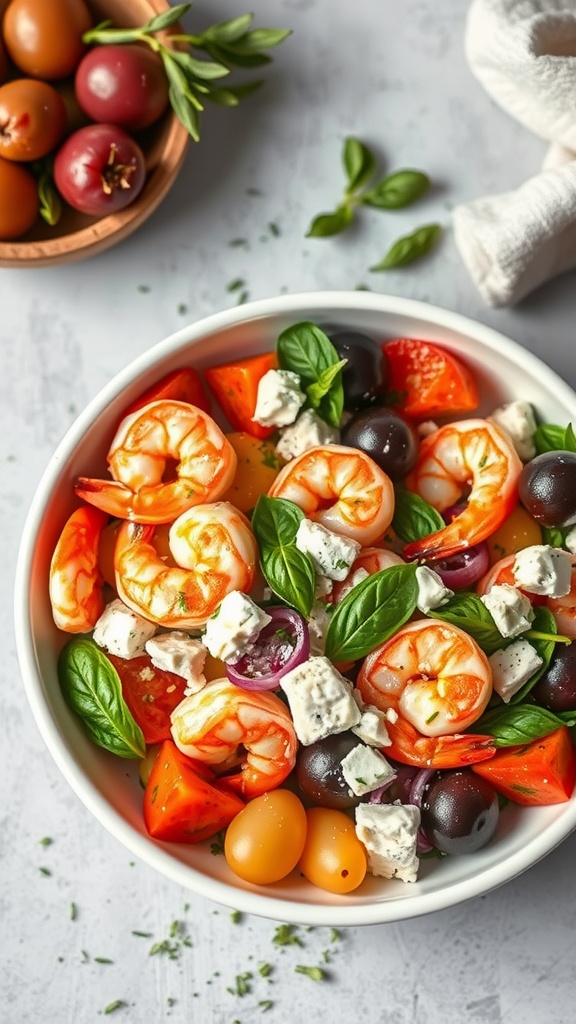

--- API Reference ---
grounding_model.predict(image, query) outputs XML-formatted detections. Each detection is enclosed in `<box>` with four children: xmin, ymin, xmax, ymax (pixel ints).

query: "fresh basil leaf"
<box><xmin>58</xmin><ymin>638</ymin><xmax>145</xmax><ymax>759</ymax></box>
<box><xmin>262</xmin><ymin>546</ymin><xmax>315</xmax><ymax>618</ymax></box>
<box><xmin>306</xmin><ymin>206</ymin><xmax>353</xmax><ymax>238</ymax></box>
<box><xmin>145</xmin><ymin>4</ymin><xmax>191</xmax><ymax>33</ymax></box>
<box><xmin>392</xmin><ymin>488</ymin><xmax>444</xmax><ymax>544</ymax></box>
<box><xmin>533</xmin><ymin>423</ymin><xmax>566</xmax><ymax>454</ymax></box>
<box><xmin>317</xmin><ymin>374</ymin><xmax>345</xmax><ymax>429</ymax></box>
<box><xmin>252</xmin><ymin>495</ymin><xmax>304</xmax><ymax>548</ymax></box>
<box><xmin>306</xmin><ymin>360</ymin><xmax>347</xmax><ymax>408</ymax></box>
<box><xmin>325</xmin><ymin>563</ymin><xmax>418</xmax><ymax>662</ymax></box>
<box><xmin>433</xmin><ymin>592</ymin><xmax>503</xmax><ymax>655</ymax></box>
<box><xmin>565</xmin><ymin>423</ymin><xmax>576</xmax><ymax>452</ymax></box>
<box><xmin>370</xmin><ymin>223</ymin><xmax>441</xmax><ymax>271</ymax></box>
<box><xmin>510</xmin><ymin>607</ymin><xmax>561</xmax><ymax>704</ymax></box>
<box><xmin>362</xmin><ymin>169</ymin><xmax>430</xmax><ymax>210</ymax></box>
<box><xmin>343</xmin><ymin>137</ymin><xmax>376</xmax><ymax>194</ymax></box>
<box><xmin>475</xmin><ymin>703</ymin><xmax>565</xmax><ymax>747</ymax></box>
<box><xmin>202</xmin><ymin>14</ymin><xmax>254</xmax><ymax>44</ymax></box>
<box><xmin>541</xmin><ymin>524</ymin><xmax>567</xmax><ymax>548</ymax></box>
<box><xmin>277</xmin><ymin>322</ymin><xmax>345</xmax><ymax>429</ymax></box>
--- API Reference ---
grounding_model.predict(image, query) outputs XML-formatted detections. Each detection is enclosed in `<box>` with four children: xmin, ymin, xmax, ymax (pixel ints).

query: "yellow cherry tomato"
<box><xmin>224</xmin><ymin>789</ymin><xmax>307</xmax><ymax>884</ymax></box>
<box><xmin>220</xmin><ymin>432</ymin><xmax>283</xmax><ymax>514</ymax></box>
<box><xmin>298</xmin><ymin>807</ymin><xmax>367</xmax><ymax>894</ymax></box>
<box><xmin>487</xmin><ymin>504</ymin><xmax>542</xmax><ymax>565</ymax></box>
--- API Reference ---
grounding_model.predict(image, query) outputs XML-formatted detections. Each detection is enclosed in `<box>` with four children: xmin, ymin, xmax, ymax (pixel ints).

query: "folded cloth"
<box><xmin>453</xmin><ymin>0</ymin><xmax>576</xmax><ymax>306</ymax></box>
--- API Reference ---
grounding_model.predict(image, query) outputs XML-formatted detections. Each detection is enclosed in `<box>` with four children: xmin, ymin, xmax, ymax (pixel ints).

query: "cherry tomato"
<box><xmin>75</xmin><ymin>44</ymin><xmax>170</xmax><ymax>131</ymax></box>
<box><xmin>298</xmin><ymin>807</ymin><xmax>367</xmax><ymax>894</ymax></box>
<box><xmin>220</xmin><ymin>432</ymin><xmax>283</xmax><ymax>513</ymax></box>
<box><xmin>0</xmin><ymin>155</ymin><xmax>38</xmax><ymax>238</ymax></box>
<box><xmin>224</xmin><ymin>789</ymin><xmax>307</xmax><ymax>884</ymax></box>
<box><xmin>106</xmin><ymin>652</ymin><xmax>188</xmax><ymax>744</ymax></box>
<box><xmin>122</xmin><ymin>367</ymin><xmax>210</xmax><ymax>418</ymax></box>
<box><xmin>54</xmin><ymin>123</ymin><xmax>146</xmax><ymax>215</ymax></box>
<box><xmin>0</xmin><ymin>78</ymin><xmax>66</xmax><ymax>161</ymax></box>
<box><xmin>3</xmin><ymin>0</ymin><xmax>93</xmax><ymax>79</ymax></box>
<box><xmin>383</xmin><ymin>338</ymin><xmax>480</xmax><ymax>419</ymax></box>
<box><xmin>486</xmin><ymin>504</ymin><xmax>542</xmax><ymax>565</ymax></box>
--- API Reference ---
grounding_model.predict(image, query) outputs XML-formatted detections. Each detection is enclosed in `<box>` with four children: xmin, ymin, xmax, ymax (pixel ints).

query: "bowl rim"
<box><xmin>14</xmin><ymin>290</ymin><xmax>576</xmax><ymax>925</ymax></box>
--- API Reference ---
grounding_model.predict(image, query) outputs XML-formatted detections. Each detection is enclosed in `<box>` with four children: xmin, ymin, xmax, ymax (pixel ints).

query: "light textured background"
<box><xmin>3</xmin><ymin>2</ymin><xmax>576</xmax><ymax>1022</ymax></box>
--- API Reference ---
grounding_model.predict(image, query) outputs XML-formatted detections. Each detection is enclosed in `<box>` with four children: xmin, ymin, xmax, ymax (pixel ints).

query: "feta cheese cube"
<box><xmin>480</xmin><ymin>583</ymin><xmax>534</xmax><ymax>638</ymax></box>
<box><xmin>564</xmin><ymin>527</ymin><xmax>576</xmax><ymax>555</ymax></box>
<box><xmin>92</xmin><ymin>598</ymin><xmax>157</xmax><ymax>659</ymax></box>
<box><xmin>489</xmin><ymin>640</ymin><xmax>543</xmax><ymax>703</ymax></box>
<box><xmin>252</xmin><ymin>369</ymin><xmax>305</xmax><ymax>428</ymax></box>
<box><xmin>513</xmin><ymin>544</ymin><xmax>572</xmax><ymax>598</ymax></box>
<box><xmin>295</xmin><ymin>519</ymin><xmax>361</xmax><ymax>581</ymax></box>
<box><xmin>355</xmin><ymin>803</ymin><xmax>420</xmax><ymax>883</ymax></box>
<box><xmin>340</xmin><ymin>744</ymin><xmax>396</xmax><ymax>796</ymax></box>
<box><xmin>202</xmin><ymin>591</ymin><xmax>272</xmax><ymax>663</ymax></box>
<box><xmin>307</xmin><ymin>600</ymin><xmax>333</xmax><ymax>656</ymax></box>
<box><xmin>280</xmin><ymin>655</ymin><xmax>361</xmax><ymax>745</ymax></box>
<box><xmin>351</xmin><ymin>705</ymin><xmax>392</xmax><ymax>747</ymax></box>
<box><xmin>275</xmin><ymin>409</ymin><xmax>340</xmax><ymax>461</ymax></box>
<box><xmin>145</xmin><ymin>631</ymin><xmax>207</xmax><ymax>694</ymax></box>
<box><xmin>415</xmin><ymin>565</ymin><xmax>453</xmax><ymax>614</ymax></box>
<box><xmin>489</xmin><ymin>401</ymin><xmax>537</xmax><ymax>461</ymax></box>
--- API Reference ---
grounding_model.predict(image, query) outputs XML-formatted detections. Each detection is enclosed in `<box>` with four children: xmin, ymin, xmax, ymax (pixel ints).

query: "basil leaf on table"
<box><xmin>251</xmin><ymin>495</ymin><xmax>315</xmax><ymax>617</ymax></box>
<box><xmin>343</xmin><ymin>136</ymin><xmax>377</xmax><ymax>194</ymax></box>
<box><xmin>370</xmin><ymin>223</ymin><xmax>441</xmax><ymax>271</ymax></box>
<box><xmin>391</xmin><ymin>488</ymin><xmax>444</xmax><ymax>544</ymax></box>
<box><xmin>58</xmin><ymin>638</ymin><xmax>145</xmax><ymax>759</ymax></box>
<box><xmin>306</xmin><ymin>206</ymin><xmax>353</xmax><ymax>238</ymax></box>
<box><xmin>325</xmin><ymin>563</ymin><xmax>418</xmax><ymax>662</ymax></box>
<box><xmin>276</xmin><ymin>321</ymin><xmax>345</xmax><ymax>428</ymax></box>
<box><xmin>475</xmin><ymin>703</ymin><xmax>567</xmax><ymax>748</ymax></box>
<box><xmin>361</xmin><ymin>169</ymin><xmax>430</xmax><ymax>210</ymax></box>
<box><xmin>433</xmin><ymin>592</ymin><xmax>503</xmax><ymax>655</ymax></box>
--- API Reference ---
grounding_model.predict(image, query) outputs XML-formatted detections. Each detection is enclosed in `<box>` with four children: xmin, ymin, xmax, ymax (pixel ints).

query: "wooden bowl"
<box><xmin>0</xmin><ymin>0</ymin><xmax>189</xmax><ymax>267</ymax></box>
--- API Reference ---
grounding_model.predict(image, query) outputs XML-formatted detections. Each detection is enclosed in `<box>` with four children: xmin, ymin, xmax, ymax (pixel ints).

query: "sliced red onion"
<box><xmin>408</xmin><ymin>767</ymin><xmax>437</xmax><ymax>809</ymax></box>
<box><xmin>367</xmin><ymin>777</ymin><xmax>397</xmax><ymax>803</ymax></box>
<box><xmin>226</xmin><ymin>606</ymin><xmax>309</xmax><ymax>692</ymax></box>
<box><xmin>427</xmin><ymin>541</ymin><xmax>490</xmax><ymax>590</ymax></box>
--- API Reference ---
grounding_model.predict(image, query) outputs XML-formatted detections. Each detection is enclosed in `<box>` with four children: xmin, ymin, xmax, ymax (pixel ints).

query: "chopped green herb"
<box><xmin>237</xmin><ymin>290</ymin><xmax>249</xmax><ymax>305</ymax></box>
<box><xmin>132</xmin><ymin>930</ymin><xmax>153</xmax><ymax>938</ymax></box>
<box><xmin>227</xmin><ymin>277</ymin><xmax>246</xmax><ymax>292</ymax></box>
<box><xmin>268</xmin><ymin>221</ymin><xmax>280</xmax><ymax>237</ymax></box>
<box><xmin>330</xmin><ymin>928</ymin><xmax>341</xmax><ymax>943</ymax></box>
<box><xmin>259</xmin><ymin>1000</ymin><xmax>274</xmax><ymax>1012</ymax></box>
<box><xmin>295</xmin><ymin>965</ymin><xmax>326</xmax><ymax>982</ymax></box>
<box><xmin>355</xmin><ymin>777</ymin><xmax>367</xmax><ymax>786</ymax></box>
<box><xmin>426</xmin><ymin>711</ymin><xmax>439</xmax><ymax>724</ymax></box>
<box><xmin>247</xmin><ymin>187</ymin><xmax>263</xmax><ymax>196</ymax></box>
<box><xmin>230</xmin><ymin>909</ymin><xmax>242</xmax><ymax>924</ymax></box>
<box><xmin>258</xmin><ymin>962</ymin><xmax>272</xmax><ymax>977</ymax></box>
<box><xmin>80</xmin><ymin>950</ymin><xmax>89</xmax><ymax>963</ymax></box>
<box><xmin>94</xmin><ymin>957</ymin><xmax>114</xmax><ymax>964</ymax></box>
<box><xmin>228</xmin><ymin>237</ymin><xmax>249</xmax><ymax>248</ymax></box>
<box><xmin>272</xmin><ymin>923</ymin><xmax>302</xmax><ymax>947</ymax></box>
<box><xmin>39</xmin><ymin>866</ymin><xmax>52</xmax><ymax>876</ymax></box>
<box><xmin>137</xmin><ymin>284</ymin><xmax>151</xmax><ymax>293</ymax></box>
<box><xmin>103</xmin><ymin>999</ymin><xmax>126</xmax><ymax>1015</ymax></box>
<box><xmin>227</xmin><ymin>971</ymin><xmax>252</xmax><ymax>997</ymax></box>
<box><xmin>210</xmin><ymin>830</ymin><xmax>226</xmax><ymax>855</ymax></box>
<box><xmin>70</xmin><ymin>902</ymin><xmax>78</xmax><ymax>921</ymax></box>
<box><xmin>39</xmin><ymin>836</ymin><xmax>53</xmax><ymax>846</ymax></box>
<box><xmin>177</xmin><ymin>303</ymin><xmax>188</xmax><ymax>315</ymax></box>
<box><xmin>167</xmin><ymin>997</ymin><xmax>176</xmax><ymax>1008</ymax></box>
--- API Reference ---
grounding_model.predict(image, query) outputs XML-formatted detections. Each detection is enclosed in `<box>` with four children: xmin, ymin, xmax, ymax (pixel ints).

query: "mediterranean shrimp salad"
<box><xmin>50</xmin><ymin>321</ymin><xmax>576</xmax><ymax>893</ymax></box>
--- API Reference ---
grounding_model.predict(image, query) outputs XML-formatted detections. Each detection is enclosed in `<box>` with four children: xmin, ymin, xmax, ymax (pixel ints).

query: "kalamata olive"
<box><xmin>421</xmin><ymin>769</ymin><xmax>499</xmax><ymax>855</ymax></box>
<box><xmin>327</xmin><ymin>329</ymin><xmax>388</xmax><ymax>410</ymax></box>
<box><xmin>518</xmin><ymin>451</ymin><xmax>576</xmax><ymax>528</ymax></box>
<box><xmin>341</xmin><ymin>406</ymin><xmax>419</xmax><ymax>479</ymax></box>
<box><xmin>295</xmin><ymin>731</ymin><xmax>364</xmax><ymax>809</ymax></box>
<box><xmin>531</xmin><ymin>643</ymin><xmax>576</xmax><ymax>712</ymax></box>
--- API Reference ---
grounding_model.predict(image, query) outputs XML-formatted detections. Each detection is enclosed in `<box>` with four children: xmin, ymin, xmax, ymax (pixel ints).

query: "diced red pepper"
<box><xmin>383</xmin><ymin>338</ymin><xmax>479</xmax><ymax>419</ymax></box>
<box><xmin>472</xmin><ymin>726</ymin><xmax>576</xmax><ymax>806</ymax></box>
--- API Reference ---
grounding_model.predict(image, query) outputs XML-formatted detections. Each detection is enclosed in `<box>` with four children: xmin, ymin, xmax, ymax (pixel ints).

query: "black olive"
<box><xmin>531</xmin><ymin>643</ymin><xmax>576</xmax><ymax>712</ymax></box>
<box><xmin>327</xmin><ymin>329</ymin><xmax>389</xmax><ymax>411</ymax></box>
<box><xmin>518</xmin><ymin>451</ymin><xmax>576</xmax><ymax>528</ymax></box>
<box><xmin>341</xmin><ymin>405</ymin><xmax>419</xmax><ymax>479</ymax></box>
<box><xmin>295</xmin><ymin>731</ymin><xmax>364</xmax><ymax>809</ymax></box>
<box><xmin>421</xmin><ymin>769</ymin><xmax>499</xmax><ymax>855</ymax></box>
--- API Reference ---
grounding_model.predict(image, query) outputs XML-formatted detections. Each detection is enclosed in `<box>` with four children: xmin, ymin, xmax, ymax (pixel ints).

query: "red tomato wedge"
<box><xmin>106</xmin><ymin>653</ymin><xmax>188</xmax><ymax>745</ymax></box>
<box><xmin>383</xmin><ymin>338</ymin><xmax>479</xmax><ymax>419</ymax></box>
<box><xmin>204</xmin><ymin>352</ymin><xmax>277</xmax><ymax>439</ymax></box>
<box><xmin>143</xmin><ymin>740</ymin><xmax>245</xmax><ymax>842</ymax></box>
<box><xmin>123</xmin><ymin>367</ymin><xmax>210</xmax><ymax>417</ymax></box>
<box><xmin>472</xmin><ymin>727</ymin><xmax>576</xmax><ymax>806</ymax></box>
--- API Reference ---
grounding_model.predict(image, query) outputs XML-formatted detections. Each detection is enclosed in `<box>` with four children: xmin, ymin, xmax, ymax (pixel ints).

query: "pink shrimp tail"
<box><xmin>386</xmin><ymin>723</ymin><xmax>496</xmax><ymax>769</ymax></box>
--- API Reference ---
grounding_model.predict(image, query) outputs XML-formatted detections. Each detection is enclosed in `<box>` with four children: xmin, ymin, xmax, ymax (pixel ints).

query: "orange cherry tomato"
<box><xmin>0</xmin><ymin>155</ymin><xmax>38</xmax><ymax>238</ymax></box>
<box><xmin>122</xmin><ymin>367</ymin><xmax>210</xmax><ymax>418</ymax></box>
<box><xmin>383</xmin><ymin>338</ymin><xmax>479</xmax><ymax>420</ymax></box>
<box><xmin>0</xmin><ymin>78</ymin><xmax>67</xmax><ymax>161</ymax></box>
<box><xmin>3</xmin><ymin>0</ymin><xmax>93</xmax><ymax>80</ymax></box>
<box><xmin>298</xmin><ymin>807</ymin><xmax>367</xmax><ymax>894</ymax></box>
<box><xmin>224</xmin><ymin>789</ymin><xmax>307</xmax><ymax>884</ymax></box>
<box><xmin>204</xmin><ymin>351</ymin><xmax>278</xmax><ymax>439</ymax></box>
<box><xmin>486</xmin><ymin>504</ymin><xmax>543</xmax><ymax>565</ymax></box>
<box><xmin>220</xmin><ymin>432</ymin><xmax>284</xmax><ymax>513</ymax></box>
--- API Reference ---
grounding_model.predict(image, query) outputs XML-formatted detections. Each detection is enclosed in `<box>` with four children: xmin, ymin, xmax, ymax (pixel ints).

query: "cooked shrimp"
<box><xmin>356</xmin><ymin>619</ymin><xmax>495</xmax><ymax>768</ymax></box>
<box><xmin>114</xmin><ymin>502</ymin><xmax>258</xmax><ymax>629</ymax></box>
<box><xmin>403</xmin><ymin>419</ymin><xmax>522</xmax><ymax>561</ymax></box>
<box><xmin>331</xmin><ymin>546</ymin><xmax>405</xmax><ymax>603</ymax></box>
<box><xmin>49</xmin><ymin>505</ymin><xmax>108</xmax><ymax>633</ymax></box>
<box><xmin>170</xmin><ymin>677</ymin><xmax>297</xmax><ymax>797</ymax></box>
<box><xmin>268</xmin><ymin>444</ymin><xmax>395</xmax><ymax>545</ymax></box>
<box><xmin>75</xmin><ymin>400</ymin><xmax>237</xmax><ymax>524</ymax></box>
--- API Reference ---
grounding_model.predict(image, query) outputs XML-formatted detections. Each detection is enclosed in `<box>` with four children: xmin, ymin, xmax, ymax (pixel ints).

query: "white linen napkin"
<box><xmin>453</xmin><ymin>0</ymin><xmax>576</xmax><ymax>306</ymax></box>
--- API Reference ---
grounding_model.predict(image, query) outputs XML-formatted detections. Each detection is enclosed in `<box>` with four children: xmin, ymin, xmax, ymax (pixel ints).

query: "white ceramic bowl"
<box><xmin>15</xmin><ymin>291</ymin><xmax>576</xmax><ymax>926</ymax></box>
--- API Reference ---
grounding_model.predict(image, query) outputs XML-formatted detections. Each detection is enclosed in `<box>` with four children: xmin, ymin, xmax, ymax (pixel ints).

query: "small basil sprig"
<box><xmin>433</xmin><ymin>592</ymin><xmax>503</xmax><ymax>655</ymax></box>
<box><xmin>533</xmin><ymin>421</ymin><xmax>576</xmax><ymax>455</ymax></box>
<box><xmin>325</xmin><ymin>563</ymin><xmax>418</xmax><ymax>662</ymax></box>
<box><xmin>83</xmin><ymin>5</ymin><xmax>291</xmax><ymax>141</ymax></box>
<box><xmin>251</xmin><ymin>495</ymin><xmax>315</xmax><ymax>618</ymax></box>
<box><xmin>306</xmin><ymin>136</ymin><xmax>431</xmax><ymax>238</ymax></box>
<box><xmin>475</xmin><ymin>703</ymin><xmax>568</xmax><ymax>748</ymax></box>
<box><xmin>391</xmin><ymin>488</ymin><xmax>444</xmax><ymax>545</ymax></box>
<box><xmin>276</xmin><ymin>321</ymin><xmax>345</xmax><ymax>428</ymax></box>
<box><xmin>58</xmin><ymin>638</ymin><xmax>145</xmax><ymax>759</ymax></box>
<box><xmin>370</xmin><ymin>223</ymin><xmax>441</xmax><ymax>271</ymax></box>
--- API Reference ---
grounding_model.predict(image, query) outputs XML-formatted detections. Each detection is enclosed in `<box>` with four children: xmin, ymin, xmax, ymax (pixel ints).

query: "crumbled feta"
<box><xmin>145</xmin><ymin>631</ymin><xmax>207</xmax><ymax>694</ymax></box>
<box><xmin>252</xmin><ymin>369</ymin><xmax>306</xmax><ymax>428</ymax></box>
<box><xmin>295</xmin><ymin>519</ymin><xmax>361</xmax><ymax>581</ymax></box>
<box><xmin>351</xmin><ymin>705</ymin><xmax>392</xmax><ymax>747</ymax></box>
<box><xmin>202</xmin><ymin>591</ymin><xmax>272</xmax><ymax>663</ymax></box>
<box><xmin>314</xmin><ymin>575</ymin><xmax>334</xmax><ymax>599</ymax></box>
<box><xmin>355</xmin><ymin>803</ymin><xmax>420</xmax><ymax>883</ymax></box>
<box><xmin>280</xmin><ymin>655</ymin><xmax>361</xmax><ymax>745</ymax></box>
<box><xmin>307</xmin><ymin>600</ymin><xmax>333</xmax><ymax>655</ymax></box>
<box><xmin>513</xmin><ymin>544</ymin><xmax>572</xmax><ymax>598</ymax></box>
<box><xmin>275</xmin><ymin>408</ymin><xmax>340</xmax><ymax>461</ymax></box>
<box><xmin>340</xmin><ymin>744</ymin><xmax>396</xmax><ymax>796</ymax></box>
<box><xmin>92</xmin><ymin>598</ymin><xmax>157</xmax><ymax>659</ymax></box>
<box><xmin>489</xmin><ymin>640</ymin><xmax>543</xmax><ymax>703</ymax></box>
<box><xmin>489</xmin><ymin>401</ymin><xmax>537</xmax><ymax>462</ymax></box>
<box><xmin>415</xmin><ymin>565</ymin><xmax>453</xmax><ymax>614</ymax></box>
<box><xmin>417</xmin><ymin>420</ymin><xmax>439</xmax><ymax>438</ymax></box>
<box><xmin>480</xmin><ymin>583</ymin><xmax>534</xmax><ymax>638</ymax></box>
<box><xmin>565</xmin><ymin>527</ymin><xmax>576</xmax><ymax>555</ymax></box>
